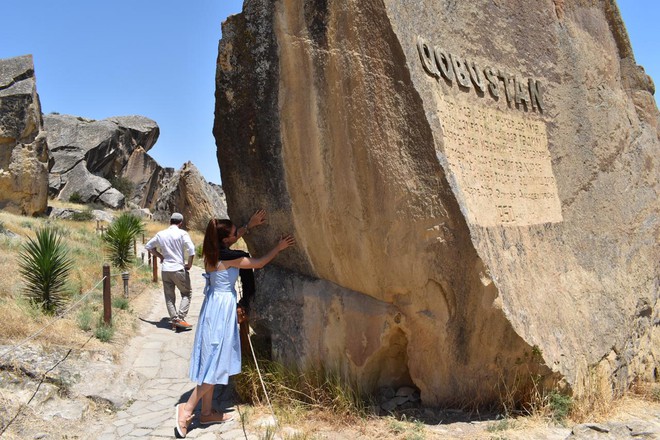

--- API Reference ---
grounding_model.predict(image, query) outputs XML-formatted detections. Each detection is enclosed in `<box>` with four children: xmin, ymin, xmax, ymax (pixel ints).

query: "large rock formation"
<box><xmin>45</xmin><ymin>114</ymin><xmax>160</xmax><ymax>208</ymax></box>
<box><xmin>122</xmin><ymin>146</ymin><xmax>175</xmax><ymax>209</ymax></box>
<box><xmin>0</xmin><ymin>55</ymin><xmax>49</xmax><ymax>215</ymax></box>
<box><xmin>215</xmin><ymin>0</ymin><xmax>659</xmax><ymax>405</ymax></box>
<box><xmin>150</xmin><ymin>161</ymin><xmax>227</xmax><ymax>230</ymax></box>
<box><xmin>46</xmin><ymin>113</ymin><xmax>226</xmax><ymax>227</ymax></box>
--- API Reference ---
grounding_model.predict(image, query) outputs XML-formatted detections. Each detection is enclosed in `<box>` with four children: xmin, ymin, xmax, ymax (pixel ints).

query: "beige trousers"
<box><xmin>161</xmin><ymin>269</ymin><xmax>192</xmax><ymax>320</ymax></box>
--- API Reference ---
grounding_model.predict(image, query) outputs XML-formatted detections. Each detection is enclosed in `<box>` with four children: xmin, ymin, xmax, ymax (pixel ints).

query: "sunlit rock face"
<box><xmin>122</xmin><ymin>146</ymin><xmax>176</xmax><ymax>210</ymax></box>
<box><xmin>214</xmin><ymin>0</ymin><xmax>659</xmax><ymax>405</ymax></box>
<box><xmin>0</xmin><ymin>55</ymin><xmax>49</xmax><ymax>216</ymax></box>
<box><xmin>150</xmin><ymin>161</ymin><xmax>227</xmax><ymax>231</ymax></box>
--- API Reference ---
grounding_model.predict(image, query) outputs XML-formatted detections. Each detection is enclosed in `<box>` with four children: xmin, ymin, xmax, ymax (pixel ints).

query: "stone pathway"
<box><xmin>97</xmin><ymin>264</ymin><xmax>258</xmax><ymax>440</ymax></box>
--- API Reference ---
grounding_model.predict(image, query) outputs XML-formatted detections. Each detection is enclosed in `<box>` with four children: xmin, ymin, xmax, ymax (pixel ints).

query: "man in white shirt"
<box><xmin>145</xmin><ymin>212</ymin><xmax>196</xmax><ymax>329</ymax></box>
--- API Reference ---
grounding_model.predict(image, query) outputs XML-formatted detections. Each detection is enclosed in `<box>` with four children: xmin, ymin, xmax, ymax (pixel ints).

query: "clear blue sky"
<box><xmin>0</xmin><ymin>1</ymin><xmax>657</xmax><ymax>185</ymax></box>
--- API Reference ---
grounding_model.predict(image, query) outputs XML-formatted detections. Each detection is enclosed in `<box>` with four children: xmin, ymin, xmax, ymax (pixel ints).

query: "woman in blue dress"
<box><xmin>175</xmin><ymin>215</ymin><xmax>295</xmax><ymax>438</ymax></box>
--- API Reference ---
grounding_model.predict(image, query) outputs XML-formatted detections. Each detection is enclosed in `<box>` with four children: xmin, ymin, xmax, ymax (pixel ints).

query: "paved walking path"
<box><xmin>97</xmin><ymin>264</ymin><xmax>259</xmax><ymax>440</ymax></box>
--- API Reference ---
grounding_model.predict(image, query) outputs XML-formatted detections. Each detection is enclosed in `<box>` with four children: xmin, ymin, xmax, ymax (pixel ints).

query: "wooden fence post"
<box><xmin>122</xmin><ymin>271</ymin><xmax>129</xmax><ymax>298</ymax></box>
<box><xmin>103</xmin><ymin>263</ymin><xmax>111</xmax><ymax>325</ymax></box>
<box><xmin>152</xmin><ymin>254</ymin><xmax>158</xmax><ymax>283</ymax></box>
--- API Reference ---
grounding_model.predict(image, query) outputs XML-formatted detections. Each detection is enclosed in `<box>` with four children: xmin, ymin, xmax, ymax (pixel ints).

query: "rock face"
<box><xmin>0</xmin><ymin>55</ymin><xmax>49</xmax><ymax>215</ymax></box>
<box><xmin>151</xmin><ymin>161</ymin><xmax>227</xmax><ymax>230</ymax></box>
<box><xmin>215</xmin><ymin>0</ymin><xmax>660</xmax><ymax>405</ymax></box>
<box><xmin>122</xmin><ymin>146</ymin><xmax>175</xmax><ymax>209</ymax></box>
<box><xmin>45</xmin><ymin>114</ymin><xmax>160</xmax><ymax>208</ymax></box>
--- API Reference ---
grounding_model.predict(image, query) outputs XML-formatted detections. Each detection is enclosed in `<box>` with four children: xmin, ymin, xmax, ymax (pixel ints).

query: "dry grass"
<box><xmin>0</xmin><ymin>206</ymin><xmax>163</xmax><ymax>354</ymax></box>
<box><xmin>235</xmin><ymin>355</ymin><xmax>370</xmax><ymax>427</ymax></box>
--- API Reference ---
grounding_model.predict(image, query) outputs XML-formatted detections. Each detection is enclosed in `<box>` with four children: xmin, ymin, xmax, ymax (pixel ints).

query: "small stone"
<box><xmin>396</xmin><ymin>386</ymin><xmax>416</xmax><ymax>397</ymax></box>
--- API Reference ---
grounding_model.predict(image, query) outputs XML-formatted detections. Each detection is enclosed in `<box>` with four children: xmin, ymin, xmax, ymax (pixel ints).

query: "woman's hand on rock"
<box><xmin>277</xmin><ymin>234</ymin><xmax>296</xmax><ymax>251</ymax></box>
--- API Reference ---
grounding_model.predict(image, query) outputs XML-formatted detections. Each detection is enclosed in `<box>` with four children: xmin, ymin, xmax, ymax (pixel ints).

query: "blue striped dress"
<box><xmin>188</xmin><ymin>267</ymin><xmax>241</xmax><ymax>385</ymax></box>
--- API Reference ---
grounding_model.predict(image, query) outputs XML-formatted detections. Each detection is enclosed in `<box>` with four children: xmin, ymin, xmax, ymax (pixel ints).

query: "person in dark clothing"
<box><xmin>218</xmin><ymin>209</ymin><xmax>266</xmax><ymax>320</ymax></box>
<box><xmin>219</xmin><ymin>248</ymin><xmax>254</xmax><ymax>323</ymax></box>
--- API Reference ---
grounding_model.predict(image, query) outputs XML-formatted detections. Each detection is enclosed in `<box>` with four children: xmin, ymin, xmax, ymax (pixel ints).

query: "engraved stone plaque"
<box><xmin>436</xmin><ymin>98</ymin><xmax>562</xmax><ymax>227</ymax></box>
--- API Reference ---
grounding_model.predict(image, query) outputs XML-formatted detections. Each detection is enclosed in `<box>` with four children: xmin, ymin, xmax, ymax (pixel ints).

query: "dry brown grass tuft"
<box><xmin>629</xmin><ymin>380</ymin><xmax>660</xmax><ymax>403</ymax></box>
<box><xmin>234</xmin><ymin>355</ymin><xmax>371</xmax><ymax>428</ymax></box>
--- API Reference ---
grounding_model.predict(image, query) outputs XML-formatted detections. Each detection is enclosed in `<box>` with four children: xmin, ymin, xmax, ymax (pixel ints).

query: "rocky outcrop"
<box><xmin>45</xmin><ymin>113</ymin><xmax>160</xmax><ymax>208</ymax></box>
<box><xmin>45</xmin><ymin>114</ymin><xmax>226</xmax><ymax>225</ymax></box>
<box><xmin>122</xmin><ymin>146</ymin><xmax>175</xmax><ymax>208</ymax></box>
<box><xmin>0</xmin><ymin>55</ymin><xmax>49</xmax><ymax>216</ymax></box>
<box><xmin>215</xmin><ymin>0</ymin><xmax>659</xmax><ymax>405</ymax></box>
<box><xmin>151</xmin><ymin>161</ymin><xmax>227</xmax><ymax>230</ymax></box>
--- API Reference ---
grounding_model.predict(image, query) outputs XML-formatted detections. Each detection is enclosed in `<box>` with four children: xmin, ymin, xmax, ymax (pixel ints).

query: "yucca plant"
<box><xmin>102</xmin><ymin>213</ymin><xmax>145</xmax><ymax>269</ymax></box>
<box><xmin>18</xmin><ymin>226</ymin><xmax>74</xmax><ymax>313</ymax></box>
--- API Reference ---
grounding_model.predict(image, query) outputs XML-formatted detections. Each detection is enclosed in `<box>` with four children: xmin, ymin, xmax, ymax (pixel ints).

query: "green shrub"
<box><xmin>18</xmin><ymin>227</ymin><xmax>74</xmax><ymax>313</ymax></box>
<box><xmin>109</xmin><ymin>176</ymin><xmax>134</xmax><ymax>199</ymax></box>
<box><xmin>77</xmin><ymin>307</ymin><xmax>93</xmax><ymax>331</ymax></box>
<box><xmin>69</xmin><ymin>192</ymin><xmax>84</xmax><ymax>204</ymax></box>
<box><xmin>102</xmin><ymin>213</ymin><xmax>145</xmax><ymax>269</ymax></box>
<box><xmin>71</xmin><ymin>210</ymin><xmax>94</xmax><ymax>222</ymax></box>
<box><xmin>487</xmin><ymin>417</ymin><xmax>515</xmax><ymax>432</ymax></box>
<box><xmin>547</xmin><ymin>390</ymin><xmax>572</xmax><ymax>421</ymax></box>
<box><xmin>112</xmin><ymin>296</ymin><xmax>130</xmax><ymax>310</ymax></box>
<box><xmin>95</xmin><ymin>321</ymin><xmax>114</xmax><ymax>342</ymax></box>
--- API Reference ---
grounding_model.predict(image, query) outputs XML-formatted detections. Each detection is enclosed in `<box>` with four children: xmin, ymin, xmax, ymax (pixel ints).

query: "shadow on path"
<box><xmin>139</xmin><ymin>316</ymin><xmax>175</xmax><ymax>330</ymax></box>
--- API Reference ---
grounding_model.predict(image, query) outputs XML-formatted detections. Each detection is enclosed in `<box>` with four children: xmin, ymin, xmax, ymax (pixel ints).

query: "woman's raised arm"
<box><xmin>224</xmin><ymin>234</ymin><xmax>295</xmax><ymax>269</ymax></box>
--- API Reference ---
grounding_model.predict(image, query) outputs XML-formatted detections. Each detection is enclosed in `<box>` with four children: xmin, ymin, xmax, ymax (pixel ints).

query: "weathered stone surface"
<box><xmin>215</xmin><ymin>0</ymin><xmax>659</xmax><ymax>405</ymax></box>
<box><xmin>44</xmin><ymin>113</ymin><xmax>159</xmax><ymax>206</ymax></box>
<box><xmin>0</xmin><ymin>55</ymin><xmax>48</xmax><ymax>215</ymax></box>
<box><xmin>92</xmin><ymin>209</ymin><xmax>115</xmax><ymax>223</ymax></box>
<box><xmin>567</xmin><ymin>422</ymin><xmax>658</xmax><ymax>439</ymax></box>
<box><xmin>121</xmin><ymin>146</ymin><xmax>175</xmax><ymax>208</ymax></box>
<box><xmin>57</xmin><ymin>161</ymin><xmax>124</xmax><ymax>208</ymax></box>
<box><xmin>48</xmin><ymin>207</ymin><xmax>81</xmax><ymax>220</ymax></box>
<box><xmin>0</xmin><ymin>344</ymin><xmax>142</xmax><ymax>425</ymax></box>
<box><xmin>151</xmin><ymin>161</ymin><xmax>227</xmax><ymax>230</ymax></box>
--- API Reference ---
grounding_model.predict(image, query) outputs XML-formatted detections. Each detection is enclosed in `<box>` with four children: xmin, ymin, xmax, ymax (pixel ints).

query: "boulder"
<box><xmin>57</xmin><ymin>161</ymin><xmax>124</xmax><ymax>208</ymax></box>
<box><xmin>91</xmin><ymin>209</ymin><xmax>115</xmax><ymax>223</ymax></box>
<box><xmin>0</xmin><ymin>55</ymin><xmax>49</xmax><ymax>215</ymax></box>
<box><xmin>45</xmin><ymin>113</ymin><xmax>159</xmax><ymax>206</ymax></box>
<box><xmin>151</xmin><ymin>161</ymin><xmax>228</xmax><ymax>230</ymax></box>
<box><xmin>215</xmin><ymin>0</ymin><xmax>659</xmax><ymax>405</ymax></box>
